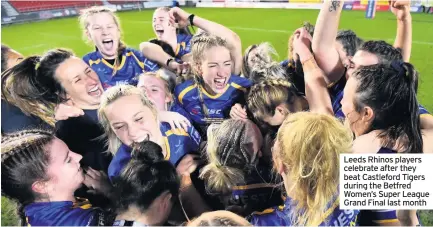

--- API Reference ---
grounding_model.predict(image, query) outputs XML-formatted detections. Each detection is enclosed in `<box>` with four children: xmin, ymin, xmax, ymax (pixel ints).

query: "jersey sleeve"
<box><xmin>107</xmin><ymin>144</ymin><xmax>132</xmax><ymax>182</ymax></box>
<box><xmin>419</xmin><ymin>104</ymin><xmax>430</xmax><ymax>115</ymax></box>
<box><xmin>187</xmin><ymin>125</ymin><xmax>201</xmax><ymax>152</ymax></box>
<box><xmin>131</xmin><ymin>49</ymin><xmax>160</xmax><ymax>72</ymax></box>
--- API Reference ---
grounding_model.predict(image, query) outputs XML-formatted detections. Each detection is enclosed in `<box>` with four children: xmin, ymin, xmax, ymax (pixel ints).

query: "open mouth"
<box><xmin>214</xmin><ymin>78</ymin><xmax>227</xmax><ymax>90</ymax></box>
<box><xmin>155</xmin><ymin>27</ymin><xmax>164</xmax><ymax>37</ymax></box>
<box><xmin>88</xmin><ymin>85</ymin><xmax>102</xmax><ymax>97</ymax></box>
<box><xmin>102</xmin><ymin>39</ymin><xmax>114</xmax><ymax>50</ymax></box>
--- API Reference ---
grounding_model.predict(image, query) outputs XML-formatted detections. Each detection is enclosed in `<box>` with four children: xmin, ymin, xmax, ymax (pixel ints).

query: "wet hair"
<box><xmin>1</xmin><ymin>49</ymin><xmax>74</xmax><ymax>126</ymax></box>
<box><xmin>358</xmin><ymin>40</ymin><xmax>402</xmax><ymax>64</ymax></box>
<box><xmin>336</xmin><ymin>30</ymin><xmax>364</xmax><ymax>57</ymax></box>
<box><xmin>275</xmin><ymin>112</ymin><xmax>352</xmax><ymax>226</ymax></box>
<box><xmin>353</xmin><ymin>62</ymin><xmax>422</xmax><ymax>153</ymax></box>
<box><xmin>79</xmin><ymin>6</ymin><xmax>126</xmax><ymax>75</ymax></box>
<box><xmin>113</xmin><ymin>141</ymin><xmax>180</xmax><ymax>214</ymax></box>
<box><xmin>1</xmin><ymin>44</ymin><xmax>11</xmax><ymax>73</ymax></box>
<box><xmin>98</xmin><ymin>85</ymin><xmax>158</xmax><ymax>155</ymax></box>
<box><xmin>200</xmin><ymin>119</ymin><xmax>262</xmax><ymax>193</ymax></box>
<box><xmin>247</xmin><ymin>78</ymin><xmax>303</xmax><ymax>122</ymax></box>
<box><xmin>242</xmin><ymin>42</ymin><xmax>278</xmax><ymax>78</ymax></box>
<box><xmin>187</xmin><ymin>210</ymin><xmax>252</xmax><ymax>226</ymax></box>
<box><xmin>1</xmin><ymin>129</ymin><xmax>55</xmax><ymax>224</ymax></box>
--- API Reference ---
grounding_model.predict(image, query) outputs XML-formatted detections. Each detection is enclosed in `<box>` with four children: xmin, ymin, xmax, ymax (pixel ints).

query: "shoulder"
<box><xmin>174</xmin><ymin>80</ymin><xmax>197</xmax><ymax>102</ymax></box>
<box><xmin>352</xmin><ymin>132</ymin><xmax>381</xmax><ymax>154</ymax></box>
<box><xmin>248</xmin><ymin>205</ymin><xmax>287</xmax><ymax>226</ymax></box>
<box><xmin>178</xmin><ymin>33</ymin><xmax>192</xmax><ymax>42</ymax></box>
<box><xmin>229</xmin><ymin>75</ymin><xmax>252</xmax><ymax>90</ymax></box>
<box><xmin>83</xmin><ymin>51</ymin><xmax>99</xmax><ymax>62</ymax></box>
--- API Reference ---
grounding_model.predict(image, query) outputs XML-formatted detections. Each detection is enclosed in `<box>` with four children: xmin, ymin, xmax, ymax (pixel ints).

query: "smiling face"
<box><xmin>152</xmin><ymin>8</ymin><xmax>176</xmax><ymax>41</ymax></box>
<box><xmin>198</xmin><ymin>46</ymin><xmax>232</xmax><ymax>94</ymax></box>
<box><xmin>86</xmin><ymin>12</ymin><xmax>121</xmax><ymax>59</ymax></box>
<box><xmin>104</xmin><ymin>94</ymin><xmax>161</xmax><ymax>146</ymax></box>
<box><xmin>55</xmin><ymin>57</ymin><xmax>103</xmax><ymax>109</ymax></box>
<box><xmin>44</xmin><ymin>138</ymin><xmax>84</xmax><ymax>195</ymax></box>
<box><xmin>137</xmin><ymin>75</ymin><xmax>172</xmax><ymax>111</ymax></box>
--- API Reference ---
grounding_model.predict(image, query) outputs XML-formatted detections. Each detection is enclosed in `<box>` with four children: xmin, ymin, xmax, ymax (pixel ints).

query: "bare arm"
<box><xmin>295</xmin><ymin>29</ymin><xmax>334</xmax><ymax>116</ymax></box>
<box><xmin>391</xmin><ymin>1</ymin><xmax>412</xmax><ymax>62</ymax></box>
<box><xmin>312</xmin><ymin>0</ymin><xmax>346</xmax><ymax>84</ymax></box>
<box><xmin>139</xmin><ymin>42</ymin><xmax>188</xmax><ymax>74</ymax></box>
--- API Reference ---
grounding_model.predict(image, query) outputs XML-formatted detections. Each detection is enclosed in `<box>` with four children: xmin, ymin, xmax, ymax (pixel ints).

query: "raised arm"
<box><xmin>295</xmin><ymin>28</ymin><xmax>333</xmax><ymax>116</ymax></box>
<box><xmin>312</xmin><ymin>0</ymin><xmax>346</xmax><ymax>84</ymax></box>
<box><xmin>139</xmin><ymin>42</ymin><xmax>189</xmax><ymax>74</ymax></box>
<box><xmin>169</xmin><ymin>7</ymin><xmax>242</xmax><ymax>75</ymax></box>
<box><xmin>391</xmin><ymin>0</ymin><xmax>412</xmax><ymax>62</ymax></box>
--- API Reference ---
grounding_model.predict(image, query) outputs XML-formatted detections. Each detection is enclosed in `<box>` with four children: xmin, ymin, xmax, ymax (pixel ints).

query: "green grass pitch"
<box><xmin>1</xmin><ymin>7</ymin><xmax>433</xmax><ymax>226</ymax></box>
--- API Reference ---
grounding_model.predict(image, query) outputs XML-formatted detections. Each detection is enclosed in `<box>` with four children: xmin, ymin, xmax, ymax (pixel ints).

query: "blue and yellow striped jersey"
<box><xmin>25</xmin><ymin>198</ymin><xmax>108</xmax><ymax>226</ymax></box>
<box><xmin>83</xmin><ymin>47</ymin><xmax>159</xmax><ymax>89</ymax></box>
<box><xmin>107</xmin><ymin>123</ymin><xmax>201</xmax><ymax>181</ymax></box>
<box><xmin>357</xmin><ymin>210</ymin><xmax>401</xmax><ymax>226</ymax></box>
<box><xmin>174</xmin><ymin>33</ymin><xmax>192</xmax><ymax>59</ymax></box>
<box><xmin>220</xmin><ymin>162</ymin><xmax>283</xmax><ymax>216</ymax></box>
<box><xmin>249</xmin><ymin>196</ymin><xmax>359</xmax><ymax>226</ymax></box>
<box><xmin>174</xmin><ymin>75</ymin><xmax>252</xmax><ymax>127</ymax></box>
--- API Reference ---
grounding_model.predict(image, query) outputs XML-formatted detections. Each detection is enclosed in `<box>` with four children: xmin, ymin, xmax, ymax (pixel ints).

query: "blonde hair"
<box><xmin>98</xmin><ymin>85</ymin><xmax>158</xmax><ymax>155</ymax></box>
<box><xmin>79</xmin><ymin>6</ymin><xmax>125</xmax><ymax>75</ymax></box>
<box><xmin>247</xmin><ymin>78</ymin><xmax>301</xmax><ymax>121</ymax></box>
<box><xmin>242</xmin><ymin>42</ymin><xmax>278</xmax><ymax>78</ymax></box>
<box><xmin>187</xmin><ymin>210</ymin><xmax>252</xmax><ymax>226</ymax></box>
<box><xmin>187</xmin><ymin>32</ymin><xmax>232</xmax><ymax>118</ymax></box>
<box><xmin>200</xmin><ymin>119</ymin><xmax>262</xmax><ymax>193</ymax></box>
<box><xmin>249</xmin><ymin>61</ymin><xmax>288</xmax><ymax>83</ymax></box>
<box><xmin>275</xmin><ymin>112</ymin><xmax>352</xmax><ymax>226</ymax></box>
<box><xmin>139</xmin><ymin>69</ymin><xmax>176</xmax><ymax>110</ymax></box>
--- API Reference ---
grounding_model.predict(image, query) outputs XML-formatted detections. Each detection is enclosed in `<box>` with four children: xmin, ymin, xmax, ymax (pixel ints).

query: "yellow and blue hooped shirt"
<box><xmin>83</xmin><ymin>47</ymin><xmax>159</xmax><ymax>90</ymax></box>
<box><xmin>107</xmin><ymin>123</ymin><xmax>201</xmax><ymax>181</ymax></box>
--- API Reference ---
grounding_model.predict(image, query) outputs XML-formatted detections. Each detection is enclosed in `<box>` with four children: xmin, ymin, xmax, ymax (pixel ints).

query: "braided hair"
<box><xmin>189</xmin><ymin>32</ymin><xmax>231</xmax><ymax>120</ymax></box>
<box><xmin>200</xmin><ymin>119</ymin><xmax>262</xmax><ymax>193</ymax></box>
<box><xmin>1</xmin><ymin>129</ymin><xmax>55</xmax><ymax>225</ymax></box>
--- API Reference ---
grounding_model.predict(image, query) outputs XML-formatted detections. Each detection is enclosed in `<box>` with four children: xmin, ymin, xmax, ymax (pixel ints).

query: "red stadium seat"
<box><xmin>9</xmin><ymin>1</ymin><xmax>103</xmax><ymax>13</ymax></box>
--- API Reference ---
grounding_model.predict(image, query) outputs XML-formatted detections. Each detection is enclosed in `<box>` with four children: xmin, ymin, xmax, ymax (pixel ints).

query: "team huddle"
<box><xmin>1</xmin><ymin>0</ymin><xmax>433</xmax><ymax>226</ymax></box>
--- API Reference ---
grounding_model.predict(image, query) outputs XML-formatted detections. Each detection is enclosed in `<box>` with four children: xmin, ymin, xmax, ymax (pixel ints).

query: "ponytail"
<box><xmin>353</xmin><ymin>62</ymin><xmax>423</xmax><ymax>153</ymax></box>
<box><xmin>1</xmin><ymin>56</ymin><xmax>57</xmax><ymax>126</ymax></box>
<box><xmin>113</xmin><ymin>141</ymin><xmax>180</xmax><ymax>214</ymax></box>
<box><xmin>401</xmin><ymin>62</ymin><xmax>422</xmax><ymax>153</ymax></box>
<box><xmin>200</xmin><ymin>162</ymin><xmax>245</xmax><ymax>194</ymax></box>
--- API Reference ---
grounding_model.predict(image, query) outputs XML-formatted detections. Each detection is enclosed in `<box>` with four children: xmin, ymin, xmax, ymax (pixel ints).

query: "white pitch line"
<box><xmin>20</xmin><ymin>44</ymin><xmax>47</xmax><ymax>51</ymax></box>
<box><xmin>124</xmin><ymin>19</ymin><xmax>433</xmax><ymax>46</ymax></box>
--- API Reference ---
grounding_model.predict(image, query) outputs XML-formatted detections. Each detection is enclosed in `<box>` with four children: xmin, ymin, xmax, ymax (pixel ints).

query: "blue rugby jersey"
<box><xmin>83</xmin><ymin>47</ymin><xmax>159</xmax><ymax>89</ymax></box>
<box><xmin>174</xmin><ymin>33</ymin><xmax>192</xmax><ymax>59</ymax></box>
<box><xmin>249</xmin><ymin>196</ymin><xmax>359</xmax><ymax>226</ymax></box>
<box><xmin>25</xmin><ymin>198</ymin><xmax>110</xmax><ymax>226</ymax></box>
<box><xmin>108</xmin><ymin>123</ymin><xmax>201</xmax><ymax>181</ymax></box>
<box><xmin>220</xmin><ymin>162</ymin><xmax>283</xmax><ymax>216</ymax></box>
<box><xmin>174</xmin><ymin>75</ymin><xmax>252</xmax><ymax>127</ymax></box>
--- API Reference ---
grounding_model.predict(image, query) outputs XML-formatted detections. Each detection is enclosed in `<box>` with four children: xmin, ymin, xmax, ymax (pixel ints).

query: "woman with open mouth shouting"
<box><xmin>80</xmin><ymin>6</ymin><xmax>188</xmax><ymax>90</ymax></box>
<box><xmin>174</xmin><ymin>32</ymin><xmax>251</xmax><ymax>139</ymax></box>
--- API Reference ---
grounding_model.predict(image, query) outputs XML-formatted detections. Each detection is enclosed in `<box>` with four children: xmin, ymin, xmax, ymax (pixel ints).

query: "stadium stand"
<box><xmin>8</xmin><ymin>0</ymin><xmax>103</xmax><ymax>13</ymax></box>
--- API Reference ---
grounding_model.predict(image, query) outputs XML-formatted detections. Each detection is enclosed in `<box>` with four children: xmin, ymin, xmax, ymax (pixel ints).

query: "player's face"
<box><xmin>105</xmin><ymin>95</ymin><xmax>161</xmax><ymax>146</ymax></box>
<box><xmin>153</xmin><ymin>9</ymin><xmax>176</xmax><ymax>41</ymax></box>
<box><xmin>341</xmin><ymin>76</ymin><xmax>368</xmax><ymax>137</ymax></box>
<box><xmin>55</xmin><ymin>57</ymin><xmax>103</xmax><ymax>109</ymax></box>
<box><xmin>346</xmin><ymin>50</ymin><xmax>379</xmax><ymax>78</ymax></box>
<box><xmin>262</xmin><ymin>108</ymin><xmax>287</xmax><ymax>126</ymax></box>
<box><xmin>86</xmin><ymin>12</ymin><xmax>121</xmax><ymax>59</ymax></box>
<box><xmin>44</xmin><ymin>138</ymin><xmax>84</xmax><ymax>195</ymax></box>
<box><xmin>138</xmin><ymin>75</ymin><xmax>172</xmax><ymax>111</ymax></box>
<box><xmin>199</xmin><ymin>46</ymin><xmax>232</xmax><ymax>94</ymax></box>
<box><xmin>6</xmin><ymin>49</ymin><xmax>24</xmax><ymax>70</ymax></box>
